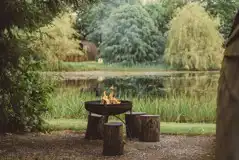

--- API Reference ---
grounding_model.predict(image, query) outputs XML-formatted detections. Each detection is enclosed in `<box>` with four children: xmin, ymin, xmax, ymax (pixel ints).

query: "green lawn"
<box><xmin>44</xmin><ymin>119</ymin><xmax>216</xmax><ymax>136</ymax></box>
<box><xmin>61</xmin><ymin>61</ymin><xmax>171</xmax><ymax>71</ymax></box>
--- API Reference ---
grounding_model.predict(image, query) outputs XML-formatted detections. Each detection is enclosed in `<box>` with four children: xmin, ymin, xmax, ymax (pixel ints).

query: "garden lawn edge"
<box><xmin>43</xmin><ymin>119</ymin><xmax>216</xmax><ymax>136</ymax></box>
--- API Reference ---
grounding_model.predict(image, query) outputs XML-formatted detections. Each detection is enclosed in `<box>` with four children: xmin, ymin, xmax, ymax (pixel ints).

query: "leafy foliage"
<box><xmin>144</xmin><ymin>0</ymin><xmax>187</xmax><ymax>37</ymax></box>
<box><xmin>0</xmin><ymin>34</ymin><xmax>54</xmax><ymax>132</ymax></box>
<box><xmin>164</xmin><ymin>2</ymin><xmax>223</xmax><ymax>70</ymax></box>
<box><xmin>144</xmin><ymin>3</ymin><xmax>167</xmax><ymax>35</ymax></box>
<box><xmin>100</xmin><ymin>4</ymin><xmax>165</xmax><ymax>65</ymax></box>
<box><xmin>201</xmin><ymin>0</ymin><xmax>239</xmax><ymax>38</ymax></box>
<box><xmin>76</xmin><ymin>0</ymin><xmax>140</xmax><ymax>45</ymax></box>
<box><xmin>0</xmin><ymin>0</ymin><xmax>95</xmax><ymax>133</ymax></box>
<box><xmin>26</xmin><ymin>11</ymin><xmax>84</xmax><ymax>70</ymax></box>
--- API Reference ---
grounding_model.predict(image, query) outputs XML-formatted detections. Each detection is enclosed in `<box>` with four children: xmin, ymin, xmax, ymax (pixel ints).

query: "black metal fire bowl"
<box><xmin>85</xmin><ymin>100</ymin><xmax>132</xmax><ymax>116</ymax></box>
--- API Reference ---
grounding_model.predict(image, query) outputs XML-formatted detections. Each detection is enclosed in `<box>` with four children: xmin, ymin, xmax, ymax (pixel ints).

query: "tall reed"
<box><xmin>44</xmin><ymin>87</ymin><xmax>216</xmax><ymax>123</ymax></box>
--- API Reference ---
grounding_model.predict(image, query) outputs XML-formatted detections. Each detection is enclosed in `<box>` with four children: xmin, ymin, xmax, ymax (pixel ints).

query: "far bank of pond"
<box><xmin>44</xmin><ymin>70</ymin><xmax>220</xmax><ymax>80</ymax></box>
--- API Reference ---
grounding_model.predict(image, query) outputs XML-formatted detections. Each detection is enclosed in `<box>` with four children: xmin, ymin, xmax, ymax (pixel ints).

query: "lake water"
<box><xmin>60</xmin><ymin>71</ymin><xmax>220</xmax><ymax>98</ymax></box>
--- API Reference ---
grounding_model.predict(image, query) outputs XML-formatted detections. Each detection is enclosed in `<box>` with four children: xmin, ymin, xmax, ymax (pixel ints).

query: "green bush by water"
<box><xmin>44</xmin><ymin>87</ymin><xmax>216</xmax><ymax>123</ymax></box>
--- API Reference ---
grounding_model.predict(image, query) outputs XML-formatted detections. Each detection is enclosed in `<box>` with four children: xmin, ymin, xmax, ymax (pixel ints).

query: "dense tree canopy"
<box><xmin>26</xmin><ymin>11</ymin><xmax>83</xmax><ymax>70</ymax></box>
<box><xmin>201</xmin><ymin>0</ymin><xmax>239</xmax><ymax>38</ymax></box>
<box><xmin>164</xmin><ymin>2</ymin><xmax>223</xmax><ymax>70</ymax></box>
<box><xmin>100</xmin><ymin>4</ymin><xmax>165</xmax><ymax>65</ymax></box>
<box><xmin>76</xmin><ymin>0</ymin><xmax>139</xmax><ymax>45</ymax></box>
<box><xmin>144</xmin><ymin>3</ymin><xmax>167</xmax><ymax>35</ymax></box>
<box><xmin>0</xmin><ymin>0</ymin><xmax>96</xmax><ymax>133</ymax></box>
<box><xmin>144</xmin><ymin>0</ymin><xmax>187</xmax><ymax>36</ymax></box>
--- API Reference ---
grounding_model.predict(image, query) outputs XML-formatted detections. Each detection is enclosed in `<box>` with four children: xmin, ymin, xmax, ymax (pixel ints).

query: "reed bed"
<box><xmin>44</xmin><ymin>87</ymin><xmax>216</xmax><ymax>123</ymax></box>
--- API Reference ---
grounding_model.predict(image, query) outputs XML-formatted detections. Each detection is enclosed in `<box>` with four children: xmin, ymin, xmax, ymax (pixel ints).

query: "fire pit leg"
<box><xmin>103</xmin><ymin>122</ymin><xmax>124</xmax><ymax>156</ymax></box>
<box><xmin>113</xmin><ymin>115</ymin><xmax>132</xmax><ymax>140</ymax></box>
<box><xmin>139</xmin><ymin>115</ymin><xmax>160</xmax><ymax>142</ymax></box>
<box><xmin>125</xmin><ymin>112</ymin><xmax>146</xmax><ymax>139</ymax></box>
<box><xmin>85</xmin><ymin>113</ymin><xmax>108</xmax><ymax>140</ymax></box>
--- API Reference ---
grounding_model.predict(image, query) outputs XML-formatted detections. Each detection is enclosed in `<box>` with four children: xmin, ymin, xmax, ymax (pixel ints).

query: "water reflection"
<box><xmin>60</xmin><ymin>72</ymin><xmax>219</xmax><ymax>98</ymax></box>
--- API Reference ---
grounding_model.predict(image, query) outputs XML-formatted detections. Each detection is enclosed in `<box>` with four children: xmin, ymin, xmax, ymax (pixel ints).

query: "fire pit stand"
<box><xmin>84</xmin><ymin>100</ymin><xmax>133</xmax><ymax>140</ymax></box>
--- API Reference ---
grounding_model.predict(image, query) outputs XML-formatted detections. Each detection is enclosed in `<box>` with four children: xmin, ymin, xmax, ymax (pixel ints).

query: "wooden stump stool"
<box><xmin>125</xmin><ymin>112</ymin><xmax>146</xmax><ymax>139</ymax></box>
<box><xmin>85</xmin><ymin>113</ymin><xmax>108</xmax><ymax>140</ymax></box>
<box><xmin>139</xmin><ymin>115</ymin><xmax>160</xmax><ymax>142</ymax></box>
<box><xmin>103</xmin><ymin>122</ymin><xmax>124</xmax><ymax>156</ymax></box>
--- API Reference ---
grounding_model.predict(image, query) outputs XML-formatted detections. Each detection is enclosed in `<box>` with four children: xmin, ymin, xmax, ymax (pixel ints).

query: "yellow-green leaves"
<box><xmin>164</xmin><ymin>2</ymin><xmax>224</xmax><ymax>70</ymax></box>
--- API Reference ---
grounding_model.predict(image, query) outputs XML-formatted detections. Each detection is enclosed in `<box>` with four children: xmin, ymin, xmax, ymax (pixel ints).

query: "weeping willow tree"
<box><xmin>164</xmin><ymin>2</ymin><xmax>224</xmax><ymax>70</ymax></box>
<box><xmin>0</xmin><ymin>0</ymin><xmax>96</xmax><ymax>133</ymax></box>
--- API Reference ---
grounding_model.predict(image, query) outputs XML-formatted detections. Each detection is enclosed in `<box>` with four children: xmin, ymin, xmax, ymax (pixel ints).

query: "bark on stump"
<box><xmin>85</xmin><ymin>113</ymin><xmax>108</xmax><ymax>140</ymax></box>
<box><xmin>103</xmin><ymin>122</ymin><xmax>124</xmax><ymax>156</ymax></box>
<box><xmin>125</xmin><ymin>112</ymin><xmax>146</xmax><ymax>139</ymax></box>
<box><xmin>139</xmin><ymin>115</ymin><xmax>160</xmax><ymax>142</ymax></box>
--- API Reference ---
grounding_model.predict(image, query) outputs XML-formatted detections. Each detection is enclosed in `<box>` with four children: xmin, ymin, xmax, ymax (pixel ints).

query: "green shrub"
<box><xmin>164</xmin><ymin>2</ymin><xmax>223</xmax><ymax>70</ymax></box>
<box><xmin>100</xmin><ymin>4</ymin><xmax>165</xmax><ymax>65</ymax></box>
<box><xmin>0</xmin><ymin>35</ymin><xmax>54</xmax><ymax>133</ymax></box>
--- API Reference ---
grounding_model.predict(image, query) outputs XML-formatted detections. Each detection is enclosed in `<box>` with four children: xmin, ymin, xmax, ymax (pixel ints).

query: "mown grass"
<box><xmin>43</xmin><ymin>119</ymin><xmax>216</xmax><ymax>135</ymax></box>
<box><xmin>60</xmin><ymin>61</ymin><xmax>171</xmax><ymax>71</ymax></box>
<box><xmin>44</xmin><ymin>87</ymin><xmax>216</xmax><ymax>123</ymax></box>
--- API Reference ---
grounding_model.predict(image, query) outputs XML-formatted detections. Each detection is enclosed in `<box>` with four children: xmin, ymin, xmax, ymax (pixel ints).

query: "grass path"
<box><xmin>61</xmin><ymin>61</ymin><xmax>170</xmax><ymax>72</ymax></box>
<box><xmin>44</xmin><ymin>119</ymin><xmax>216</xmax><ymax>135</ymax></box>
<box><xmin>60</xmin><ymin>61</ymin><xmax>220</xmax><ymax>72</ymax></box>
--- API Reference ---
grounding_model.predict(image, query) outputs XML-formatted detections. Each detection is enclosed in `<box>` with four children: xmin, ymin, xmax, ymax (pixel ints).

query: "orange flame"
<box><xmin>101</xmin><ymin>86</ymin><xmax>121</xmax><ymax>104</ymax></box>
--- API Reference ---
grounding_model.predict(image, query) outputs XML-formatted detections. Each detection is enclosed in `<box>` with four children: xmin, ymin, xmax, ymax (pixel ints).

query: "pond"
<box><xmin>60</xmin><ymin>72</ymin><xmax>219</xmax><ymax>98</ymax></box>
<box><xmin>46</xmin><ymin>71</ymin><xmax>219</xmax><ymax>123</ymax></box>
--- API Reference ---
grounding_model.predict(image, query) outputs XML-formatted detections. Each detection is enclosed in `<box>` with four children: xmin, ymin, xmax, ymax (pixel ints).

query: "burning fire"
<box><xmin>101</xmin><ymin>86</ymin><xmax>121</xmax><ymax>104</ymax></box>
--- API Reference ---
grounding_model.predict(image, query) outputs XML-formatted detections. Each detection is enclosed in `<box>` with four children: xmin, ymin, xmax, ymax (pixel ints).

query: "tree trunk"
<box><xmin>216</xmin><ymin>11</ymin><xmax>239</xmax><ymax>159</ymax></box>
<box><xmin>85</xmin><ymin>113</ymin><xmax>108</xmax><ymax>140</ymax></box>
<box><xmin>216</xmin><ymin>56</ymin><xmax>239</xmax><ymax>160</ymax></box>
<box><xmin>125</xmin><ymin>112</ymin><xmax>146</xmax><ymax>139</ymax></box>
<box><xmin>103</xmin><ymin>122</ymin><xmax>124</xmax><ymax>156</ymax></box>
<box><xmin>139</xmin><ymin>115</ymin><xmax>160</xmax><ymax>142</ymax></box>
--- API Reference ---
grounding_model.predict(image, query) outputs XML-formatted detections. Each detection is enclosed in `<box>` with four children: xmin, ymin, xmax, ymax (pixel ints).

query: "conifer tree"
<box><xmin>100</xmin><ymin>4</ymin><xmax>165</xmax><ymax>65</ymax></box>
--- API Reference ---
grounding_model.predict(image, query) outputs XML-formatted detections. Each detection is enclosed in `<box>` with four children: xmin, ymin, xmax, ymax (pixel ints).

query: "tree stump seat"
<box><xmin>139</xmin><ymin>115</ymin><xmax>160</xmax><ymax>142</ymax></box>
<box><xmin>103</xmin><ymin>122</ymin><xmax>124</xmax><ymax>156</ymax></box>
<box><xmin>125</xmin><ymin>112</ymin><xmax>146</xmax><ymax>139</ymax></box>
<box><xmin>85</xmin><ymin>113</ymin><xmax>108</xmax><ymax>140</ymax></box>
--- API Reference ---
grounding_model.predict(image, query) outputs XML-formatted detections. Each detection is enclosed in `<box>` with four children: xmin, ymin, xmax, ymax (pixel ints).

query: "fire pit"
<box><xmin>84</xmin><ymin>86</ymin><xmax>134</xmax><ymax>141</ymax></box>
<box><xmin>85</xmin><ymin>100</ymin><xmax>132</xmax><ymax>116</ymax></box>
